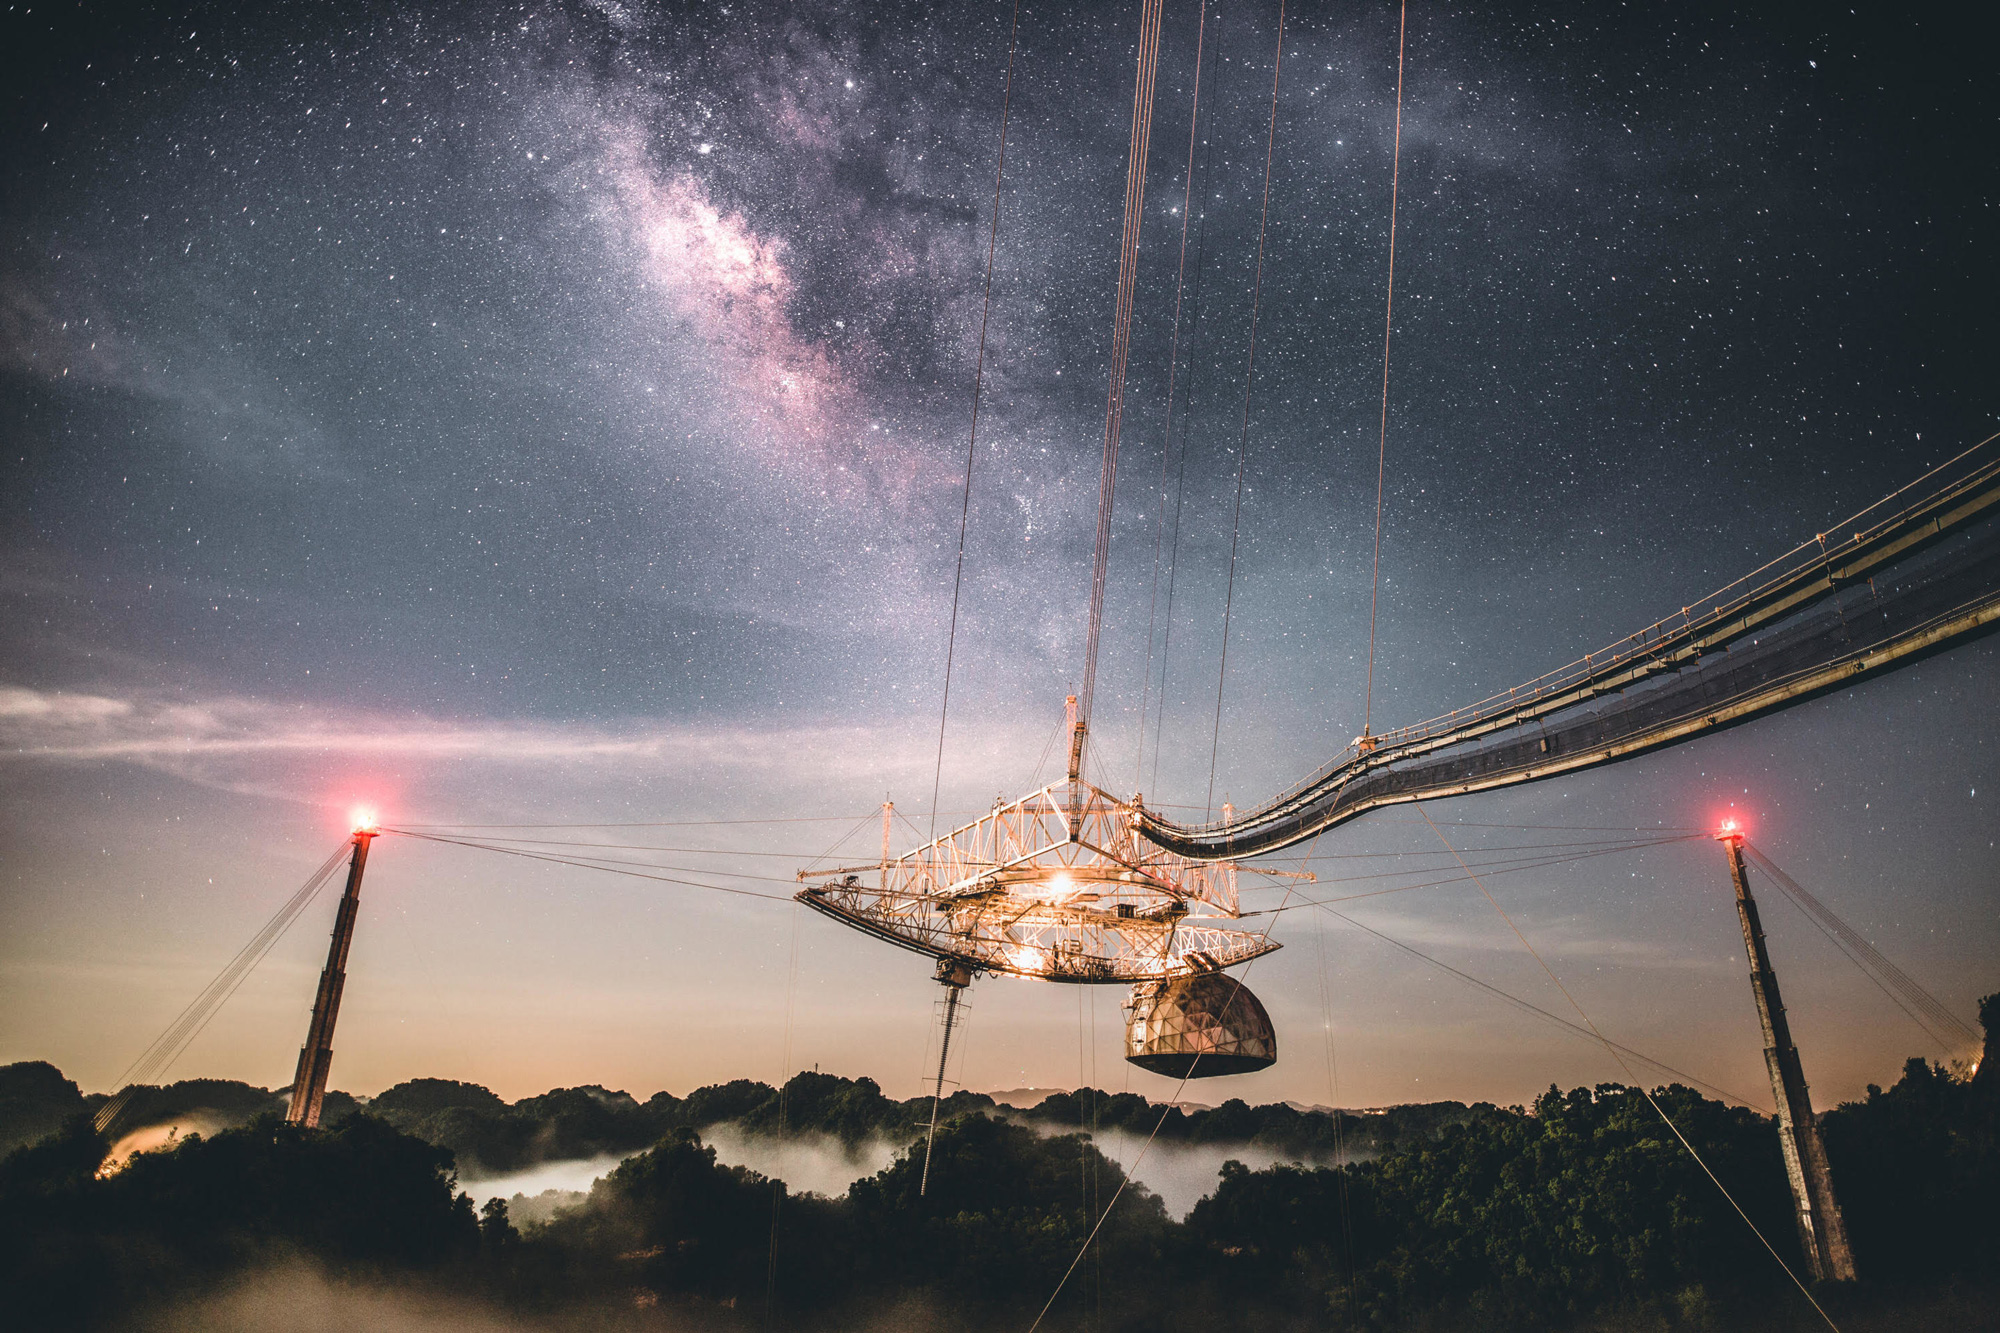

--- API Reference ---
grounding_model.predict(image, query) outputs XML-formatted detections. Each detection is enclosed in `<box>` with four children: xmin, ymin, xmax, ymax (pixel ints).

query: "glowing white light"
<box><xmin>1006</xmin><ymin>945</ymin><xmax>1044</xmax><ymax>971</ymax></box>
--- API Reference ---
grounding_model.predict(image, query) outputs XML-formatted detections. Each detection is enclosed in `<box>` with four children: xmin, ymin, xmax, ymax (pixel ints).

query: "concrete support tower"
<box><xmin>286</xmin><ymin>824</ymin><xmax>377</xmax><ymax>1128</ymax></box>
<box><xmin>1718</xmin><ymin>825</ymin><xmax>1856</xmax><ymax>1282</ymax></box>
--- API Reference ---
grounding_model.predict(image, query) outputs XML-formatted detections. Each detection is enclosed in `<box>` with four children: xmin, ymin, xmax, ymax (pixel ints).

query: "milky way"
<box><xmin>1</xmin><ymin>2</ymin><xmax>1992</xmax><ymax>1110</ymax></box>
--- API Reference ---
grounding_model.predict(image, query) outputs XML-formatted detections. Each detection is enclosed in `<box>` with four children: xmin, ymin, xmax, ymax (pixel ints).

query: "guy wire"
<box><xmin>1362</xmin><ymin>0</ymin><xmax>1408</xmax><ymax>738</ymax></box>
<box><xmin>929</xmin><ymin>0</ymin><xmax>1023</xmax><ymax>840</ymax></box>
<box><xmin>1414</xmin><ymin>804</ymin><xmax>1842</xmax><ymax>1332</ymax></box>
<box><xmin>1205</xmin><ymin>0</ymin><xmax>1287</xmax><ymax>820</ymax></box>
<box><xmin>1134</xmin><ymin>0</ymin><xmax>1211</xmax><ymax>793</ymax></box>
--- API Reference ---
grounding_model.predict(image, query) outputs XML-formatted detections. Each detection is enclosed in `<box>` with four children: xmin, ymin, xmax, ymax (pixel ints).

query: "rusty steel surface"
<box><xmin>797</xmin><ymin>777</ymin><xmax>1281</xmax><ymax>984</ymax></box>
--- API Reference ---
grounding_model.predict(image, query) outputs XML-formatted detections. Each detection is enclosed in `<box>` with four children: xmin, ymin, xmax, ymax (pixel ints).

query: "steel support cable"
<box><xmin>1361</xmin><ymin>0</ymin><xmax>1409</xmax><ymax>738</ymax></box>
<box><xmin>95</xmin><ymin>840</ymin><xmax>353</xmax><ymax>1134</ymax></box>
<box><xmin>1248</xmin><ymin>818</ymin><xmax>1706</xmax><ymax>836</ymax></box>
<box><xmin>799</xmin><ymin>809</ymin><xmax>882</xmax><ymax>877</ymax></box>
<box><xmin>929</xmin><ymin>0</ymin><xmax>1023</xmax><ymax>840</ymax></box>
<box><xmin>1134</xmin><ymin>0</ymin><xmax>1211</xmax><ymax>793</ymax></box>
<box><xmin>1028</xmin><ymin>706</ymin><xmax>1070</xmax><ymax>789</ymax></box>
<box><xmin>100</xmin><ymin>842</ymin><xmax>347</xmax><ymax>1109</ymax></box>
<box><xmin>1030</xmin><ymin>875</ymin><xmax>1303</xmax><ymax>1333</ymax></box>
<box><xmin>441</xmin><ymin>837</ymin><xmax>866</xmax><ymax>859</ymax></box>
<box><xmin>97</xmin><ymin>856</ymin><xmax>349</xmax><ymax>1134</ymax></box>
<box><xmin>1289</xmin><ymin>834</ymin><xmax>1695</xmax><ymax>885</ymax></box>
<box><xmin>396</xmin><ymin>815</ymin><xmax>930</xmax><ymax>829</ymax></box>
<box><xmin>383</xmin><ymin>833</ymin><xmax>846</xmax><ymax>887</ymax></box>
<box><xmin>763</xmin><ymin>902</ymin><xmax>802</xmax><ymax>1328</ymax></box>
<box><xmin>1204</xmin><ymin>0</ymin><xmax>1287</xmax><ymax>820</ymax></box>
<box><xmin>1744</xmin><ymin>843</ymin><xmax>1980</xmax><ymax>1051</ymax></box>
<box><xmin>396</xmin><ymin>804</ymin><xmax>1249</xmax><ymax>832</ymax></box>
<box><xmin>1319</xmin><ymin>903</ymin><xmax>1763</xmax><ymax>1110</ymax></box>
<box><xmin>1409</xmin><ymin>820</ymin><xmax>1704</xmax><ymax>832</ymax></box>
<box><xmin>1077</xmin><ymin>0</ymin><xmax>1167</xmax><ymax>768</ymax></box>
<box><xmin>1248</xmin><ymin>832</ymin><xmax>1713</xmax><ymax>862</ymax></box>
<box><xmin>1149</xmin><ymin>61</ymin><xmax>1224</xmax><ymax>799</ymax></box>
<box><xmin>1759</xmin><ymin>877</ymin><xmax>1963</xmax><ymax>1059</ymax></box>
<box><xmin>1414</xmin><ymin>805</ymin><xmax>1841</xmax><ymax>1332</ymax></box>
<box><xmin>1760</xmin><ymin>882</ymin><xmax>1969</xmax><ymax>1057</ymax></box>
<box><xmin>1311</xmin><ymin>909</ymin><xmax>1358</xmax><ymax>1330</ymax></box>
<box><xmin>1244</xmin><ymin>835</ymin><xmax>1702</xmax><ymax>913</ymax></box>
<box><xmin>1749</xmin><ymin>843</ymin><xmax>1976</xmax><ymax>1044</ymax></box>
<box><xmin>827</xmin><ymin>835</ymin><xmax>1699</xmax><ymax>911</ymax></box>
<box><xmin>383</xmin><ymin>830</ymin><xmax>795</xmax><ymax>903</ymax></box>
<box><xmin>415</xmin><ymin>853</ymin><xmax>807</xmax><ymax>888</ymax></box>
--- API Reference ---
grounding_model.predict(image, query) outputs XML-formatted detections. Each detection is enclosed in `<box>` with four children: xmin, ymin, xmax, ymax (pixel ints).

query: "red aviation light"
<box><xmin>1714</xmin><ymin>815</ymin><xmax>1745</xmax><ymax>843</ymax></box>
<box><xmin>349</xmin><ymin>806</ymin><xmax>380</xmax><ymax>836</ymax></box>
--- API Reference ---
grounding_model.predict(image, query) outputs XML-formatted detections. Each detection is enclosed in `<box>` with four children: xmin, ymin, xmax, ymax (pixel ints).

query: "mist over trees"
<box><xmin>2</xmin><ymin>996</ymin><xmax>1995</xmax><ymax>1330</ymax></box>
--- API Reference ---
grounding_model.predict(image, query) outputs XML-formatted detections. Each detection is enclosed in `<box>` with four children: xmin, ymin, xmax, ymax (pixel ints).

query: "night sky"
<box><xmin>2</xmin><ymin>1</ymin><xmax>1993</xmax><ymax>1114</ymax></box>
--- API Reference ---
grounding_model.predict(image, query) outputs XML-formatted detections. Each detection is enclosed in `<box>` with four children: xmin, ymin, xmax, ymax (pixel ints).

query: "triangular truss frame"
<box><xmin>797</xmin><ymin>777</ymin><xmax>1279</xmax><ymax>983</ymax></box>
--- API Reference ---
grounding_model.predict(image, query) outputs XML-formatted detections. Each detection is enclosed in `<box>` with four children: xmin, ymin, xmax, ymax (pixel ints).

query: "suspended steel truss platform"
<box><xmin>1140</xmin><ymin>439</ymin><xmax>2000</xmax><ymax>862</ymax></box>
<box><xmin>796</xmin><ymin>772</ymin><xmax>1280</xmax><ymax>984</ymax></box>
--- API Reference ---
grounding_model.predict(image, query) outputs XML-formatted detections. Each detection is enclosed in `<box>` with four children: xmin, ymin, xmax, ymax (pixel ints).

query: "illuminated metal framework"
<box><xmin>797</xmin><ymin>767</ymin><xmax>1281</xmax><ymax>986</ymax></box>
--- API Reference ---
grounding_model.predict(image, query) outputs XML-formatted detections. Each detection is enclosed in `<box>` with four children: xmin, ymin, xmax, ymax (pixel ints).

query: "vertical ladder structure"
<box><xmin>920</xmin><ymin>958</ymin><xmax>974</xmax><ymax>1197</ymax></box>
<box><xmin>1718</xmin><ymin>825</ymin><xmax>1856</xmax><ymax>1282</ymax></box>
<box><xmin>286</xmin><ymin>823</ymin><xmax>377</xmax><ymax>1128</ymax></box>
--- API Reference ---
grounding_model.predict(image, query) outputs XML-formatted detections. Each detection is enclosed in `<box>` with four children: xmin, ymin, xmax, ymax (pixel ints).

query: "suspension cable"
<box><xmin>1248</xmin><ymin>834</ymin><xmax>1701</xmax><ymax>912</ymax></box>
<box><xmin>1204</xmin><ymin>0</ymin><xmax>1287</xmax><ymax>819</ymax></box>
<box><xmin>94</xmin><ymin>840</ymin><xmax>354</xmax><ymax>1134</ymax></box>
<box><xmin>1134</xmin><ymin>0</ymin><xmax>1211</xmax><ymax>794</ymax></box>
<box><xmin>1075</xmin><ymin>0</ymin><xmax>1167</xmax><ymax>779</ymax></box>
<box><xmin>1313</xmin><ymin>906</ymin><xmax>1359</xmax><ymax>1330</ymax></box>
<box><xmin>929</xmin><ymin>0</ymin><xmax>1023</xmax><ymax>839</ymax></box>
<box><xmin>1319</xmin><ymin>901</ymin><xmax>1762</xmax><ymax>1109</ymax></box>
<box><xmin>1361</xmin><ymin>0</ymin><xmax>1409</xmax><ymax>738</ymax></box>
<box><xmin>1745</xmin><ymin>842</ymin><xmax>1980</xmax><ymax>1053</ymax></box>
<box><xmin>1029</xmin><ymin>877</ymin><xmax>1302</xmax><ymax>1333</ymax></box>
<box><xmin>1149</xmin><ymin>25</ymin><xmax>1225</xmax><ymax>798</ymax></box>
<box><xmin>761</xmin><ymin>903</ymin><xmax>802</xmax><ymax>1327</ymax></box>
<box><xmin>383</xmin><ymin>829</ymin><xmax>796</xmax><ymax>902</ymax></box>
<box><xmin>1414</xmin><ymin>805</ymin><xmax>1841</xmax><ymax>1332</ymax></box>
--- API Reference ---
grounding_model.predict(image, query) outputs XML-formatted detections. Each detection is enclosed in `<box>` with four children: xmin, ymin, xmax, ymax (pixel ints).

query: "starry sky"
<box><xmin>2</xmin><ymin>0</ymin><xmax>1993</xmax><ymax>1114</ymax></box>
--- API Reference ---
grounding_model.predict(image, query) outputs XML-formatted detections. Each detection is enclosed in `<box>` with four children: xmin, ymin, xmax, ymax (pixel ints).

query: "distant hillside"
<box><xmin>0</xmin><ymin>1061</ymin><xmax>1492</xmax><ymax>1177</ymax></box>
<box><xmin>5</xmin><ymin>1036</ymin><xmax>1996</xmax><ymax>1333</ymax></box>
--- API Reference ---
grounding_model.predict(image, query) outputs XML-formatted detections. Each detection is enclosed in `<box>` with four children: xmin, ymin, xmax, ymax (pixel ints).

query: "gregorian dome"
<box><xmin>1123</xmin><ymin>969</ymin><xmax>1277</xmax><ymax>1078</ymax></box>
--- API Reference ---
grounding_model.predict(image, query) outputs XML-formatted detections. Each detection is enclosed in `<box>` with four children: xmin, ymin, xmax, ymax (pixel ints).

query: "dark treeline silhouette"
<box><xmin>2</xmin><ymin>996</ymin><xmax>1995</xmax><ymax>1330</ymax></box>
<box><xmin>2</xmin><ymin>1060</ymin><xmax>1483</xmax><ymax>1174</ymax></box>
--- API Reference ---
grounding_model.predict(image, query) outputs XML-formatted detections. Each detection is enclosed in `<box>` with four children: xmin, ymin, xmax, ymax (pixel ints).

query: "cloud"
<box><xmin>0</xmin><ymin>685</ymin><xmax>135</xmax><ymax>726</ymax></box>
<box><xmin>0</xmin><ymin>680</ymin><xmax>1055</xmax><ymax>823</ymax></box>
<box><xmin>701</xmin><ymin>1123</ymin><xmax>900</xmax><ymax>1199</ymax></box>
<box><xmin>0</xmin><ymin>683</ymin><xmax>905</xmax><ymax>770</ymax></box>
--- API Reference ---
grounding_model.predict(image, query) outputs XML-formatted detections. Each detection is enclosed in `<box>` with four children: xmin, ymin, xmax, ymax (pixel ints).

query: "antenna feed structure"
<box><xmin>797</xmin><ymin>699</ymin><xmax>1283</xmax><ymax>1081</ymax></box>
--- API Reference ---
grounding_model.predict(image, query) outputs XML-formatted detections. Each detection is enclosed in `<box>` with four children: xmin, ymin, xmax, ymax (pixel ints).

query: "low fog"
<box><xmin>457</xmin><ymin>1154</ymin><xmax>626</xmax><ymax>1213</ymax></box>
<box><xmin>461</xmin><ymin>1122</ymin><xmax>1368</xmax><ymax>1221</ymax></box>
<box><xmin>133</xmin><ymin>1264</ymin><xmax>553</xmax><ymax>1333</ymax></box>
<box><xmin>102</xmin><ymin>1115</ymin><xmax>239</xmax><ymax>1176</ymax></box>
<box><xmin>1085</xmin><ymin>1127</ymin><xmax>1365</xmax><ymax>1219</ymax></box>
